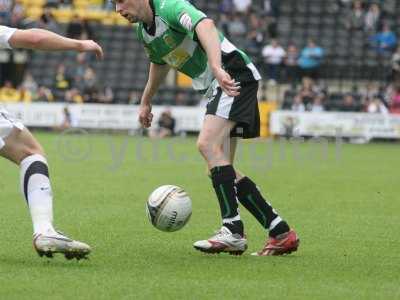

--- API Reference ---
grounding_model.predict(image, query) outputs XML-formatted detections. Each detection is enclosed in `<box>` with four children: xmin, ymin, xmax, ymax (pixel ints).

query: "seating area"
<box><xmin>1</xmin><ymin>0</ymin><xmax>397</xmax><ymax>112</ymax></box>
<box><xmin>277</xmin><ymin>0</ymin><xmax>400</xmax><ymax>81</ymax></box>
<box><xmin>20</xmin><ymin>0</ymin><xmax>130</xmax><ymax>25</ymax></box>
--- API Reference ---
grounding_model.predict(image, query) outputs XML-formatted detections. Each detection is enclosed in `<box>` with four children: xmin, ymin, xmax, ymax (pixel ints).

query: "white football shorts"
<box><xmin>0</xmin><ymin>107</ymin><xmax>24</xmax><ymax>150</ymax></box>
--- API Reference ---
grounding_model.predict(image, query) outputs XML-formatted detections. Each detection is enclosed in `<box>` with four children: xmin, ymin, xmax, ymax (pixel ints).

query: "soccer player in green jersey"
<box><xmin>115</xmin><ymin>0</ymin><xmax>299</xmax><ymax>256</ymax></box>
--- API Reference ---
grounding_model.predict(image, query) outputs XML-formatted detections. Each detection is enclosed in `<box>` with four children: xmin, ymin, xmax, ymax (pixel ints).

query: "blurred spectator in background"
<box><xmin>10</xmin><ymin>0</ymin><xmax>26</xmax><ymax>28</ymax></box>
<box><xmin>226</xmin><ymin>12</ymin><xmax>247</xmax><ymax>48</ymax></box>
<box><xmin>264</xmin><ymin>15</ymin><xmax>278</xmax><ymax>39</ymax></box>
<box><xmin>59</xmin><ymin>106</ymin><xmax>72</xmax><ymax>130</ymax></box>
<box><xmin>80</xmin><ymin>67</ymin><xmax>99</xmax><ymax>102</ymax></box>
<box><xmin>233</xmin><ymin>0</ymin><xmax>251</xmax><ymax>13</ymax></box>
<box><xmin>175</xmin><ymin>91</ymin><xmax>187</xmax><ymax>106</ymax></box>
<box><xmin>18</xmin><ymin>86</ymin><xmax>32</xmax><ymax>103</ymax></box>
<box><xmin>295</xmin><ymin>77</ymin><xmax>320</xmax><ymax>106</ymax></box>
<box><xmin>0</xmin><ymin>80</ymin><xmax>19</xmax><ymax>102</ymax></box>
<box><xmin>263</xmin><ymin>0</ymin><xmax>279</xmax><ymax>17</ymax></box>
<box><xmin>36</xmin><ymin>86</ymin><xmax>54</xmax><ymax>102</ymax></box>
<box><xmin>128</xmin><ymin>90</ymin><xmax>141</xmax><ymax>104</ymax></box>
<box><xmin>0</xmin><ymin>0</ymin><xmax>12</xmax><ymax>25</ymax></box>
<box><xmin>21</xmin><ymin>71</ymin><xmax>38</xmax><ymax>97</ymax></box>
<box><xmin>218</xmin><ymin>13</ymin><xmax>230</xmax><ymax>38</ymax></box>
<box><xmin>291</xmin><ymin>95</ymin><xmax>305</xmax><ymax>112</ymax></box>
<box><xmin>53</xmin><ymin>63</ymin><xmax>72</xmax><ymax>100</ymax></box>
<box><xmin>219</xmin><ymin>0</ymin><xmax>234</xmax><ymax>14</ymax></box>
<box><xmin>390</xmin><ymin>46</ymin><xmax>400</xmax><ymax>81</ymax></box>
<box><xmin>344</xmin><ymin>0</ymin><xmax>365</xmax><ymax>31</ymax></box>
<box><xmin>360</xmin><ymin>82</ymin><xmax>378</xmax><ymax>106</ymax></box>
<box><xmin>84</xmin><ymin>87</ymin><xmax>101</xmax><ymax>103</ymax></box>
<box><xmin>284</xmin><ymin>44</ymin><xmax>299</xmax><ymax>88</ymax></box>
<box><xmin>65</xmin><ymin>87</ymin><xmax>83</xmax><ymax>103</ymax></box>
<box><xmin>337</xmin><ymin>0</ymin><xmax>352</xmax><ymax>9</ymax></box>
<box><xmin>366</xmin><ymin>96</ymin><xmax>388</xmax><ymax>114</ymax></box>
<box><xmin>79</xmin><ymin>19</ymin><xmax>94</xmax><ymax>40</ymax></box>
<box><xmin>262</xmin><ymin>39</ymin><xmax>285</xmax><ymax>84</ymax></box>
<box><xmin>298</xmin><ymin>39</ymin><xmax>324</xmax><ymax>80</ymax></box>
<box><xmin>66</xmin><ymin>15</ymin><xmax>94</xmax><ymax>40</ymax></box>
<box><xmin>364</xmin><ymin>2</ymin><xmax>381</xmax><ymax>32</ymax></box>
<box><xmin>60</xmin><ymin>0</ymin><xmax>73</xmax><ymax>7</ymax></box>
<box><xmin>245</xmin><ymin>11</ymin><xmax>264</xmax><ymax>54</ymax></box>
<box><xmin>149</xmin><ymin>109</ymin><xmax>176</xmax><ymax>138</ymax></box>
<box><xmin>37</xmin><ymin>7</ymin><xmax>60</xmax><ymax>33</ymax></box>
<box><xmin>370</xmin><ymin>23</ymin><xmax>397</xmax><ymax>54</ymax></box>
<box><xmin>282</xmin><ymin>116</ymin><xmax>298</xmax><ymax>137</ymax></box>
<box><xmin>46</xmin><ymin>0</ymin><xmax>62</xmax><ymax>8</ymax></box>
<box><xmin>66</xmin><ymin>15</ymin><xmax>84</xmax><ymax>39</ymax></box>
<box><xmin>340</xmin><ymin>94</ymin><xmax>361</xmax><ymax>112</ymax></box>
<box><xmin>385</xmin><ymin>80</ymin><xmax>400</xmax><ymax>114</ymax></box>
<box><xmin>98</xmin><ymin>86</ymin><xmax>114</xmax><ymax>104</ymax></box>
<box><xmin>103</xmin><ymin>0</ymin><xmax>114</xmax><ymax>11</ymax></box>
<box><xmin>307</xmin><ymin>94</ymin><xmax>325</xmax><ymax>112</ymax></box>
<box><xmin>71</xmin><ymin>53</ymin><xmax>89</xmax><ymax>86</ymax></box>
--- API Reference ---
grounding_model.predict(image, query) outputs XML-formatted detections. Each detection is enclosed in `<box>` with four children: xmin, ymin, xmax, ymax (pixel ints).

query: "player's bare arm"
<box><xmin>9</xmin><ymin>28</ymin><xmax>103</xmax><ymax>59</ymax></box>
<box><xmin>195</xmin><ymin>19</ymin><xmax>240</xmax><ymax>97</ymax></box>
<box><xmin>139</xmin><ymin>63</ymin><xmax>170</xmax><ymax>128</ymax></box>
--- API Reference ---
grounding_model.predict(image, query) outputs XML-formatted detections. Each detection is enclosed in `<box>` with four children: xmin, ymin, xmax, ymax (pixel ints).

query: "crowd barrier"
<box><xmin>3</xmin><ymin>103</ymin><xmax>400</xmax><ymax>139</ymax></box>
<box><xmin>270</xmin><ymin>111</ymin><xmax>400</xmax><ymax>139</ymax></box>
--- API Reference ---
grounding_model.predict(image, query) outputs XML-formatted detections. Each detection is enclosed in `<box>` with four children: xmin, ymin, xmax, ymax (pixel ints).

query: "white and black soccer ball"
<box><xmin>146</xmin><ymin>185</ymin><xmax>192</xmax><ymax>232</ymax></box>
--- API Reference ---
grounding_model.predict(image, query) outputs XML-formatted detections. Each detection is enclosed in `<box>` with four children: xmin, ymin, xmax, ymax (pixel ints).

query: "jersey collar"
<box><xmin>144</xmin><ymin>0</ymin><xmax>156</xmax><ymax>36</ymax></box>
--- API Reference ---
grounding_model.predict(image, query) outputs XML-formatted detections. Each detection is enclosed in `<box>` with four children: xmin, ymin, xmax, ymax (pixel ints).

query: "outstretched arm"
<box><xmin>9</xmin><ymin>28</ymin><xmax>103</xmax><ymax>59</ymax></box>
<box><xmin>195</xmin><ymin>19</ymin><xmax>240</xmax><ymax>97</ymax></box>
<box><xmin>139</xmin><ymin>63</ymin><xmax>170</xmax><ymax>128</ymax></box>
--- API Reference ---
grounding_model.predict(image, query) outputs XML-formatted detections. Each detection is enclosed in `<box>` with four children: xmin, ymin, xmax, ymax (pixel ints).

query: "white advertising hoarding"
<box><xmin>2</xmin><ymin>103</ymin><xmax>205</xmax><ymax>132</ymax></box>
<box><xmin>270</xmin><ymin>111</ymin><xmax>400</xmax><ymax>139</ymax></box>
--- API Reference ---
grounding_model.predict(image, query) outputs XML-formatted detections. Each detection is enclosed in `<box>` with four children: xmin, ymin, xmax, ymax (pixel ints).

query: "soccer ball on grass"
<box><xmin>146</xmin><ymin>185</ymin><xmax>192</xmax><ymax>232</ymax></box>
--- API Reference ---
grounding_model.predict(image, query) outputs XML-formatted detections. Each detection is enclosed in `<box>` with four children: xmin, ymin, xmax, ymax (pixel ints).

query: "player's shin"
<box><xmin>210</xmin><ymin>165</ymin><xmax>243</xmax><ymax>235</ymax></box>
<box><xmin>20</xmin><ymin>154</ymin><xmax>56</xmax><ymax>235</ymax></box>
<box><xmin>236</xmin><ymin>176</ymin><xmax>290</xmax><ymax>237</ymax></box>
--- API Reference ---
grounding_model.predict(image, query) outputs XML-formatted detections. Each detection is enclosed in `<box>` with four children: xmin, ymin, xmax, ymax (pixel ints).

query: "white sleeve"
<box><xmin>0</xmin><ymin>25</ymin><xmax>17</xmax><ymax>49</ymax></box>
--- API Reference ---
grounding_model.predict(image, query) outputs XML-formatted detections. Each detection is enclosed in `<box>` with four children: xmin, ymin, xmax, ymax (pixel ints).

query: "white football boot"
<box><xmin>33</xmin><ymin>231</ymin><xmax>91</xmax><ymax>260</ymax></box>
<box><xmin>193</xmin><ymin>226</ymin><xmax>247</xmax><ymax>255</ymax></box>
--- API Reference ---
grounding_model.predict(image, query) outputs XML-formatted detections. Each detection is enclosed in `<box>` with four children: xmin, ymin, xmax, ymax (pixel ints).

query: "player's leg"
<box><xmin>229</xmin><ymin>130</ymin><xmax>299</xmax><ymax>256</ymax></box>
<box><xmin>229</xmin><ymin>137</ymin><xmax>289</xmax><ymax>236</ymax></box>
<box><xmin>0</xmin><ymin>127</ymin><xmax>55</xmax><ymax>233</ymax></box>
<box><xmin>0</xmin><ymin>122</ymin><xmax>90</xmax><ymax>259</ymax></box>
<box><xmin>228</xmin><ymin>137</ymin><xmax>243</xmax><ymax>180</ymax></box>
<box><xmin>193</xmin><ymin>115</ymin><xmax>247</xmax><ymax>255</ymax></box>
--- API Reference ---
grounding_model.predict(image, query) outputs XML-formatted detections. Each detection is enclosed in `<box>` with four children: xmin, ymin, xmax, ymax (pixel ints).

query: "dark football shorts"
<box><xmin>205</xmin><ymin>80</ymin><xmax>260</xmax><ymax>139</ymax></box>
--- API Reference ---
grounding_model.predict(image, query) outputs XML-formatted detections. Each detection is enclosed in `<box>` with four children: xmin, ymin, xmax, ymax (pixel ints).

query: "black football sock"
<box><xmin>223</xmin><ymin>220</ymin><xmax>244</xmax><ymax>237</ymax></box>
<box><xmin>236</xmin><ymin>176</ymin><xmax>290</xmax><ymax>237</ymax></box>
<box><xmin>210</xmin><ymin>165</ymin><xmax>243</xmax><ymax>235</ymax></box>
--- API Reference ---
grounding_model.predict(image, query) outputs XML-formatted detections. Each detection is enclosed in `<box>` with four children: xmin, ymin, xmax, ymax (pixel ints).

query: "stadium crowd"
<box><xmin>0</xmin><ymin>0</ymin><xmax>399</xmax><ymax>114</ymax></box>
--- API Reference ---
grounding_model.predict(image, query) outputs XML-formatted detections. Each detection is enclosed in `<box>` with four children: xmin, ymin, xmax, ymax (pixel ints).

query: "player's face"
<box><xmin>114</xmin><ymin>0</ymin><xmax>143</xmax><ymax>23</ymax></box>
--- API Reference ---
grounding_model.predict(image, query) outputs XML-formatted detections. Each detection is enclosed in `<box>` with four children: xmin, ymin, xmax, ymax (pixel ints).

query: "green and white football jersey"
<box><xmin>137</xmin><ymin>0</ymin><xmax>261</xmax><ymax>92</ymax></box>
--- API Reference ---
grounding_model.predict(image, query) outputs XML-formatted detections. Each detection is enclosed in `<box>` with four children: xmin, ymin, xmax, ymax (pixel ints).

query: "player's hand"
<box><xmin>139</xmin><ymin>103</ymin><xmax>153</xmax><ymax>128</ymax></box>
<box><xmin>213</xmin><ymin>68</ymin><xmax>240</xmax><ymax>97</ymax></box>
<box><xmin>79</xmin><ymin>40</ymin><xmax>104</xmax><ymax>60</ymax></box>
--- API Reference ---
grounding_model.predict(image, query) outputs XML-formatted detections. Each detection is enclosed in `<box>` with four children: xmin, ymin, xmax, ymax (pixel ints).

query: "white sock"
<box><xmin>20</xmin><ymin>154</ymin><xmax>56</xmax><ymax>236</ymax></box>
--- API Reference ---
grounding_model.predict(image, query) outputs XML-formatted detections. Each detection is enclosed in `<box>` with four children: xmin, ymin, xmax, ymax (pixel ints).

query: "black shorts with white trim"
<box><xmin>205</xmin><ymin>81</ymin><xmax>260</xmax><ymax>139</ymax></box>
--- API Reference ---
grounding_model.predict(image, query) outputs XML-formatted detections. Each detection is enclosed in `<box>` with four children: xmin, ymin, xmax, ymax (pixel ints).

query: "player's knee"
<box><xmin>20</xmin><ymin>143</ymin><xmax>45</xmax><ymax>161</ymax></box>
<box><xmin>197</xmin><ymin>139</ymin><xmax>212</xmax><ymax>157</ymax></box>
<box><xmin>197</xmin><ymin>140</ymin><xmax>223</xmax><ymax>163</ymax></box>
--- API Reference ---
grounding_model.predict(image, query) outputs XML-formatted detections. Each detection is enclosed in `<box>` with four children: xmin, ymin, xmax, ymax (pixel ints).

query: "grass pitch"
<box><xmin>0</xmin><ymin>132</ymin><xmax>399</xmax><ymax>299</ymax></box>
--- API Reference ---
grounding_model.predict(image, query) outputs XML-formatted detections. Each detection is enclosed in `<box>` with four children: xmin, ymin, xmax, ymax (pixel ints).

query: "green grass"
<box><xmin>0</xmin><ymin>132</ymin><xmax>399</xmax><ymax>299</ymax></box>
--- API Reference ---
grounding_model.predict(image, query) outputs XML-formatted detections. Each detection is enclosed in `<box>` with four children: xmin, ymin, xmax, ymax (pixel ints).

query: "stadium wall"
<box><xmin>3</xmin><ymin>103</ymin><xmax>400</xmax><ymax>139</ymax></box>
